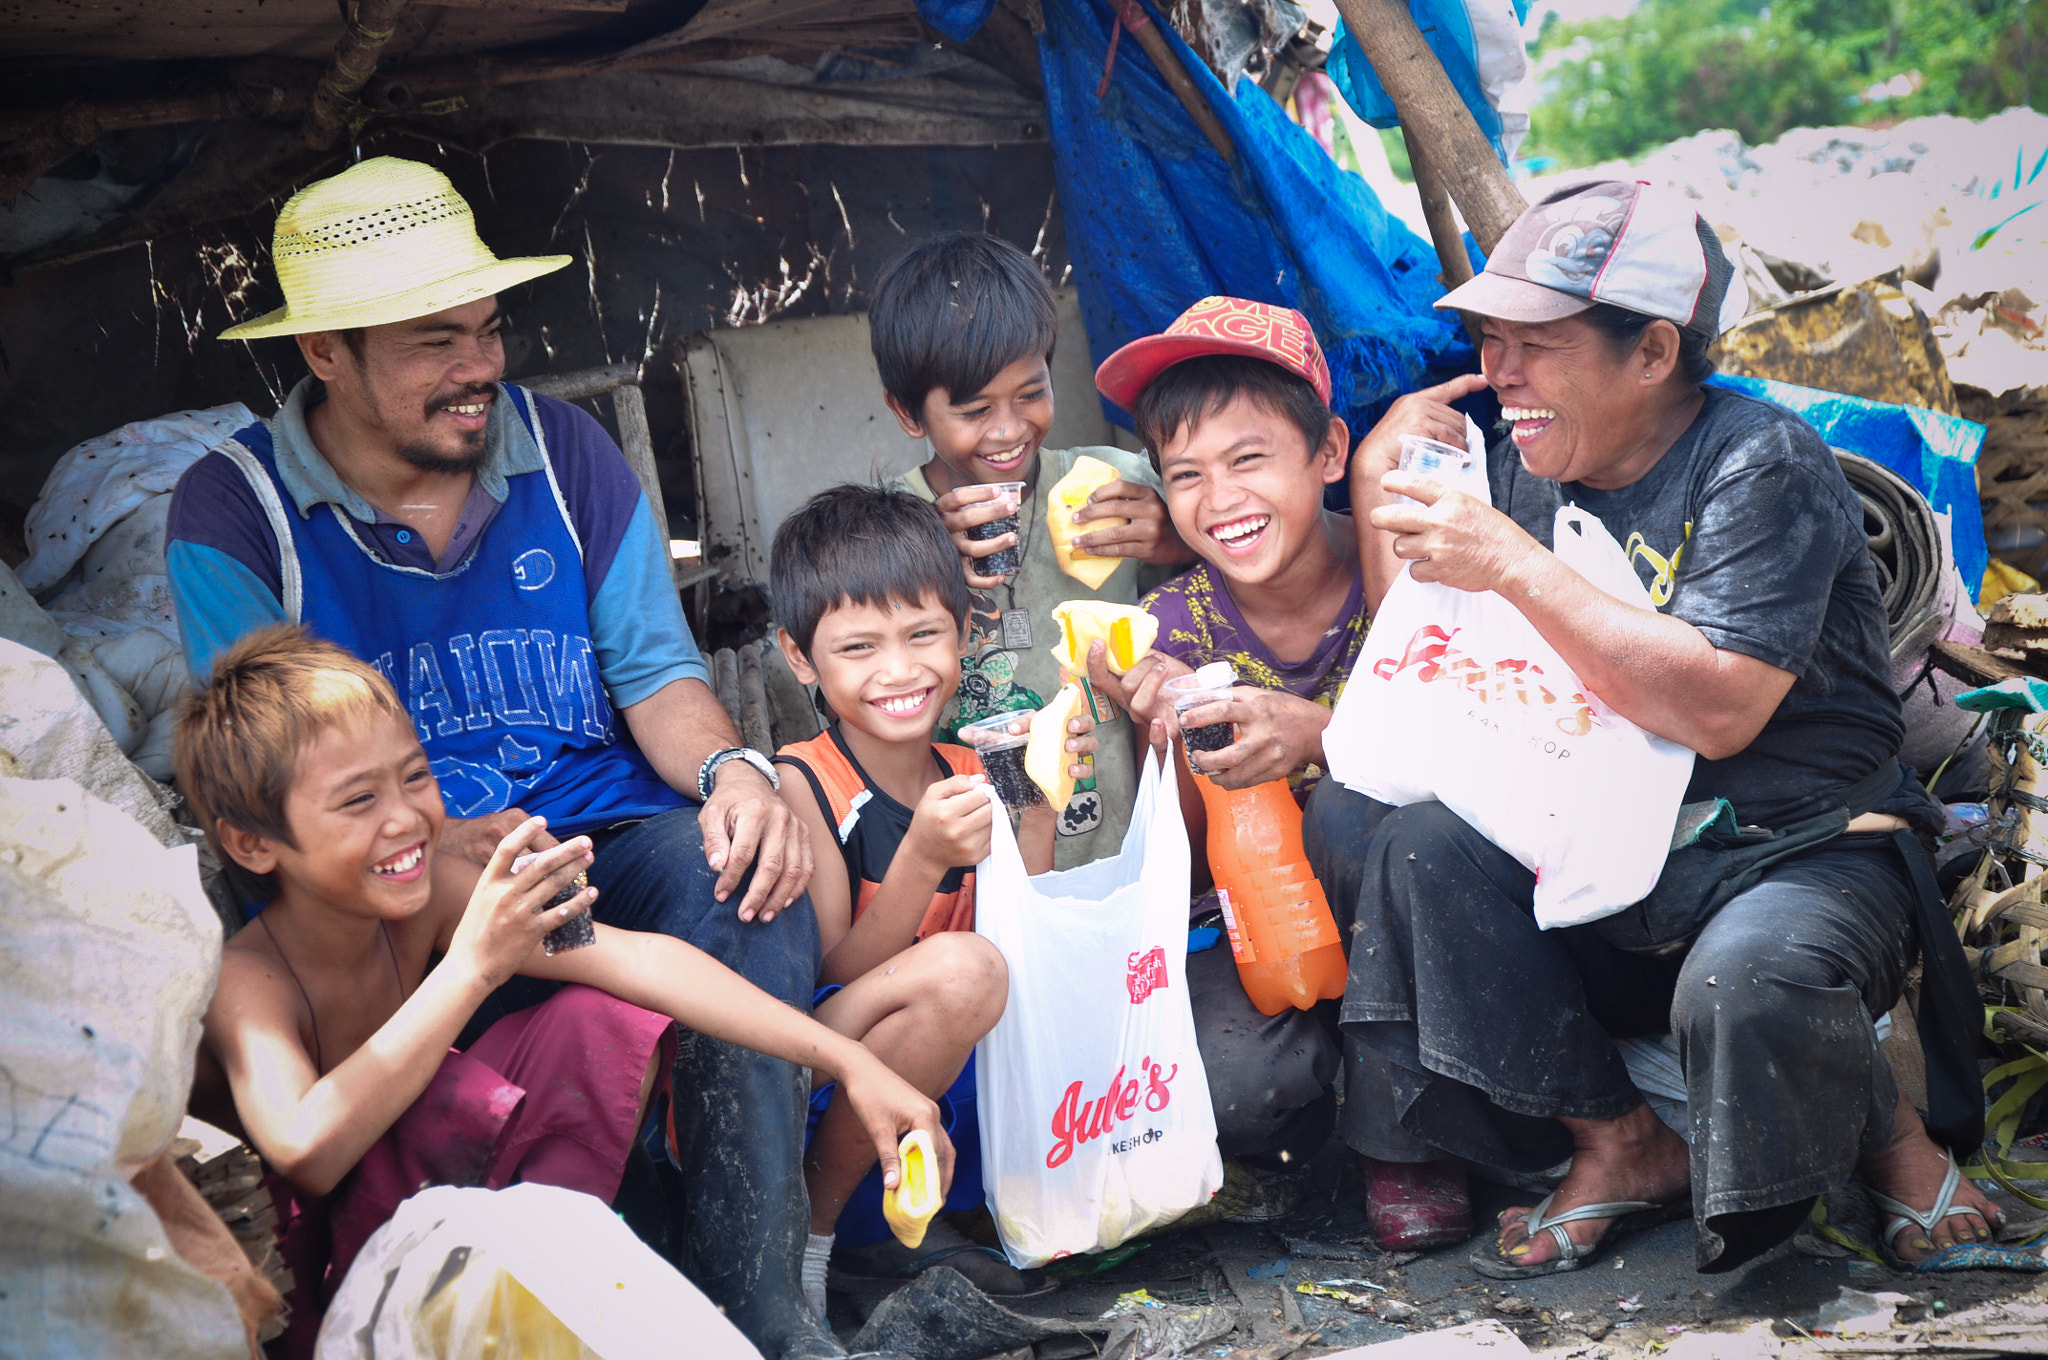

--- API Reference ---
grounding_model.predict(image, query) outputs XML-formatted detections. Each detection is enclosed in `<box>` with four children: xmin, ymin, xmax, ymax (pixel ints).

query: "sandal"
<box><xmin>1868</xmin><ymin>1153</ymin><xmax>2042</xmax><ymax>1273</ymax></box>
<box><xmin>1470</xmin><ymin>1191</ymin><xmax>1687</xmax><ymax>1279</ymax></box>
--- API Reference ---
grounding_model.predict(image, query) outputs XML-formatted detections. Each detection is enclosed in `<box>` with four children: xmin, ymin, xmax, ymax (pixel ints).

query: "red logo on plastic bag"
<box><xmin>1373</xmin><ymin>624</ymin><xmax>1599</xmax><ymax>735</ymax></box>
<box><xmin>1126</xmin><ymin>947</ymin><xmax>1169</xmax><ymax>1004</ymax></box>
<box><xmin>1045</xmin><ymin>1058</ymin><xmax>1180</xmax><ymax>1168</ymax></box>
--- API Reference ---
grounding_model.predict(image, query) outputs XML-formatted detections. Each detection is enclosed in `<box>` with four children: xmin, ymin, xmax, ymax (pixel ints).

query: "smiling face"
<box><xmin>1155</xmin><ymin>393</ymin><xmax>1346</xmax><ymax>589</ymax></box>
<box><xmin>891</xmin><ymin>353</ymin><xmax>1054</xmax><ymax>489</ymax></box>
<box><xmin>781</xmin><ymin>593</ymin><xmax>966</xmax><ymax>749</ymax></box>
<box><xmin>1479</xmin><ymin>314</ymin><xmax>1670</xmax><ymax>488</ymax></box>
<box><xmin>252</xmin><ymin>709</ymin><xmax>446</xmax><ymax>922</ymax></box>
<box><xmin>307</xmin><ymin>295</ymin><xmax>507</xmax><ymax>475</ymax></box>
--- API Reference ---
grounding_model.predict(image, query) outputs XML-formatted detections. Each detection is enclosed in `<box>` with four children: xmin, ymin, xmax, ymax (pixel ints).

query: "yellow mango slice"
<box><xmin>1026</xmin><ymin>682</ymin><xmax>1086</xmax><ymax>810</ymax></box>
<box><xmin>1046</xmin><ymin>455</ymin><xmax>1127</xmax><ymax>590</ymax></box>
<box><xmin>882</xmin><ymin>1129</ymin><xmax>943</xmax><ymax>1249</ymax></box>
<box><xmin>1051</xmin><ymin>600</ymin><xmax>1159</xmax><ymax>675</ymax></box>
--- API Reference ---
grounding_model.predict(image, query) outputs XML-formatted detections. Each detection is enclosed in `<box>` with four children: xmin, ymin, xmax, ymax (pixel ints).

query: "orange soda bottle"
<box><xmin>1166</xmin><ymin>664</ymin><xmax>1348</xmax><ymax>1016</ymax></box>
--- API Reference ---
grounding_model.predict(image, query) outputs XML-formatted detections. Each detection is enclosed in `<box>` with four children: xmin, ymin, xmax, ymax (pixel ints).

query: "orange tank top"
<box><xmin>774</xmin><ymin>726</ymin><xmax>984</xmax><ymax>939</ymax></box>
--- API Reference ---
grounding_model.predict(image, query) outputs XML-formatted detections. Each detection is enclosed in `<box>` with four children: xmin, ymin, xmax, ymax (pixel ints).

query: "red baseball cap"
<box><xmin>1095</xmin><ymin>296</ymin><xmax>1333</xmax><ymax>413</ymax></box>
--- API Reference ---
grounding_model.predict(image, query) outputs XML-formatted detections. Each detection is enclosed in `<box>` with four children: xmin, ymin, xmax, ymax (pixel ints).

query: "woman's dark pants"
<box><xmin>1303</xmin><ymin>782</ymin><xmax>1918</xmax><ymax>1271</ymax></box>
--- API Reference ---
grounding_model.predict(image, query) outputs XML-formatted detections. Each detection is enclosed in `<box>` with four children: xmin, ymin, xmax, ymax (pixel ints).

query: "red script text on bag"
<box><xmin>1046</xmin><ymin>1058</ymin><xmax>1181</xmax><ymax>1168</ymax></box>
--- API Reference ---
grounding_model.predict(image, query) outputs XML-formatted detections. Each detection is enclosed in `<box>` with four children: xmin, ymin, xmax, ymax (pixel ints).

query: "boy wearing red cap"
<box><xmin>1087</xmin><ymin>297</ymin><xmax>1480</xmax><ymax>1237</ymax></box>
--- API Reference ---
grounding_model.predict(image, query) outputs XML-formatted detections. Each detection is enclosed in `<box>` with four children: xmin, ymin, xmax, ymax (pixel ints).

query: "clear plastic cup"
<box><xmin>1164</xmin><ymin>661</ymin><xmax>1239</xmax><ymax>771</ymax></box>
<box><xmin>964</xmin><ymin>481</ymin><xmax>1027</xmax><ymax>577</ymax></box>
<box><xmin>511</xmin><ymin>850</ymin><xmax>595</xmax><ymax>955</ymax></box>
<box><xmin>956</xmin><ymin>709</ymin><xmax>1043</xmax><ymax>808</ymax></box>
<box><xmin>1392</xmin><ymin>434</ymin><xmax>1472</xmax><ymax>507</ymax></box>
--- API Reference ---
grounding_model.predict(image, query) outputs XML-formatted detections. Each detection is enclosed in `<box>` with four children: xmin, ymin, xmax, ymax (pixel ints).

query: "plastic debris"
<box><xmin>1815</xmin><ymin>1287</ymin><xmax>1915</xmax><ymax>1336</ymax></box>
<box><xmin>1245</xmin><ymin>1256</ymin><xmax>1291</xmax><ymax>1279</ymax></box>
<box><xmin>1617</xmin><ymin>1294</ymin><xmax>1643</xmax><ymax>1312</ymax></box>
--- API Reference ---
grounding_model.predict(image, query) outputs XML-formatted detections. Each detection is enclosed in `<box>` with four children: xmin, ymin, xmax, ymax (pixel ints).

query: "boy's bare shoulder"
<box><xmin>207</xmin><ymin>931</ymin><xmax>310</xmax><ymax>1048</ymax></box>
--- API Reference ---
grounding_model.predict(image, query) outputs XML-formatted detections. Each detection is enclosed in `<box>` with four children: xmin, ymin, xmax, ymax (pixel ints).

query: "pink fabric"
<box><xmin>267</xmin><ymin>985</ymin><xmax>671</xmax><ymax>1359</ymax></box>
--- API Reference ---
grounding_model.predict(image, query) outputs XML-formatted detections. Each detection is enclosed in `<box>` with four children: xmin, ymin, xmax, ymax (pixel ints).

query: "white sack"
<box><xmin>318</xmin><ymin>1183</ymin><xmax>761</xmax><ymax>1360</ymax></box>
<box><xmin>18</xmin><ymin>401</ymin><xmax>252</xmax><ymax>592</ymax></box>
<box><xmin>0</xmin><ymin>636</ymin><xmax>179</xmax><ymax>844</ymax></box>
<box><xmin>0</xmin><ymin>776</ymin><xmax>237</xmax><ymax>1360</ymax></box>
<box><xmin>975</xmin><ymin>751</ymin><xmax>1223</xmax><ymax>1267</ymax></box>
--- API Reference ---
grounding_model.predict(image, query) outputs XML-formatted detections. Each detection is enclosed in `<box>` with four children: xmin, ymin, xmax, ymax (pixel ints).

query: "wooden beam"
<box><xmin>1327</xmin><ymin>0</ymin><xmax>1524</xmax><ymax>254</ymax></box>
<box><xmin>1115</xmin><ymin>0</ymin><xmax>1233</xmax><ymax>166</ymax></box>
<box><xmin>1401</xmin><ymin>123</ymin><xmax>1480</xmax><ymax>346</ymax></box>
<box><xmin>301</xmin><ymin>0</ymin><xmax>415</xmax><ymax>151</ymax></box>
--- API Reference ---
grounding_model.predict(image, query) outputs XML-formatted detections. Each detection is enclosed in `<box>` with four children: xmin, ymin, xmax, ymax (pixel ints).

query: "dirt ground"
<box><xmin>832</xmin><ymin>1141</ymin><xmax>2048</xmax><ymax>1358</ymax></box>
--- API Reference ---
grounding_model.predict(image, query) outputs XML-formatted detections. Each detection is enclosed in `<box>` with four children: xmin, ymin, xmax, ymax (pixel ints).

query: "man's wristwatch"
<box><xmin>698</xmin><ymin>747</ymin><xmax>780</xmax><ymax>800</ymax></box>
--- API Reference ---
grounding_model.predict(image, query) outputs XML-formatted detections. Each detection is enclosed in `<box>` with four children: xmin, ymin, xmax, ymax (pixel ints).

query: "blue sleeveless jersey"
<box><xmin>215</xmin><ymin>385</ymin><xmax>687</xmax><ymax>836</ymax></box>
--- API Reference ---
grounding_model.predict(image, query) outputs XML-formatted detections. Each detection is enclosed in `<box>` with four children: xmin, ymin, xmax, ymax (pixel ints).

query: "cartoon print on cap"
<box><xmin>1523</xmin><ymin>193</ymin><xmax>1629</xmax><ymax>294</ymax></box>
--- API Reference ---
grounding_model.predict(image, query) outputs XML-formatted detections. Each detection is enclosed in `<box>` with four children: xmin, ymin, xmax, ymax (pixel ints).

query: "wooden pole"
<box><xmin>1400</xmin><ymin>124</ymin><xmax>1481</xmax><ymax>346</ymax></box>
<box><xmin>301</xmin><ymin>0</ymin><xmax>414</xmax><ymax>151</ymax></box>
<box><xmin>1113</xmin><ymin>0</ymin><xmax>1234</xmax><ymax>165</ymax></box>
<box><xmin>1327</xmin><ymin>0</ymin><xmax>1524</xmax><ymax>254</ymax></box>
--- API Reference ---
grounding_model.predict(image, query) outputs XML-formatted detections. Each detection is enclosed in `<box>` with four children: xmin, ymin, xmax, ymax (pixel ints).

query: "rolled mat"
<box><xmin>1837</xmin><ymin>449</ymin><xmax>1945</xmax><ymax>665</ymax></box>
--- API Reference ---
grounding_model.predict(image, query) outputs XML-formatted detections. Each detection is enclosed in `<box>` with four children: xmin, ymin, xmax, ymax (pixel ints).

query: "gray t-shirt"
<box><xmin>1488</xmin><ymin>386</ymin><xmax>1902</xmax><ymax>829</ymax></box>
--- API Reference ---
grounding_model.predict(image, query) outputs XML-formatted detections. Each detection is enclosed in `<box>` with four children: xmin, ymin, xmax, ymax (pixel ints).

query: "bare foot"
<box><xmin>1856</xmin><ymin>1093</ymin><xmax>2002</xmax><ymax>1263</ymax></box>
<box><xmin>1493</xmin><ymin>1103</ymin><xmax>1691</xmax><ymax>1267</ymax></box>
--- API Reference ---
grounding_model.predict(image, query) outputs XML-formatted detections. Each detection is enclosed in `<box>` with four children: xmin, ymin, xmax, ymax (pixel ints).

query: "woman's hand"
<box><xmin>933</xmin><ymin>484</ymin><xmax>1021</xmax><ymax>589</ymax></box>
<box><xmin>449</xmin><ymin>817</ymin><xmax>597</xmax><ymax>988</ymax></box>
<box><xmin>839</xmin><ymin>1051</ymin><xmax>955</xmax><ymax>1195</ymax></box>
<box><xmin>1085</xmin><ymin>641</ymin><xmax>1193</xmax><ymax>732</ymax></box>
<box><xmin>1351</xmin><ymin>373</ymin><xmax>1489</xmax><ymax>493</ymax></box>
<box><xmin>1176</xmin><ymin>688</ymin><xmax>1330</xmax><ymax>789</ymax></box>
<box><xmin>1370</xmin><ymin>475</ymin><xmax>1542</xmax><ymax>595</ymax></box>
<box><xmin>1073</xmin><ymin>481</ymin><xmax>1195</xmax><ymax>568</ymax></box>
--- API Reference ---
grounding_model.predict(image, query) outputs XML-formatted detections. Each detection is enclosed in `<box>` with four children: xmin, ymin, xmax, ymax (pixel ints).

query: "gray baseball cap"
<box><xmin>1437</xmin><ymin>180</ymin><xmax>1746</xmax><ymax>340</ymax></box>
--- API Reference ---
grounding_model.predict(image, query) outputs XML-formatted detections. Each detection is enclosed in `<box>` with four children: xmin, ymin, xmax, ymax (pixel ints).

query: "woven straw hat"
<box><xmin>219</xmin><ymin>157</ymin><xmax>571</xmax><ymax>341</ymax></box>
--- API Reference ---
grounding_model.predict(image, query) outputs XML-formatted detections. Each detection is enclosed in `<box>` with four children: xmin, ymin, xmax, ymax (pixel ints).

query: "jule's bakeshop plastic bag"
<box><xmin>973</xmin><ymin>750</ymin><xmax>1223</xmax><ymax>1267</ymax></box>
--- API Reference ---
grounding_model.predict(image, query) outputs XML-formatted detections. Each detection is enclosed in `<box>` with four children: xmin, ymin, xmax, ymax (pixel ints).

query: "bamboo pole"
<box><xmin>1400</xmin><ymin>124</ymin><xmax>1481</xmax><ymax>346</ymax></box>
<box><xmin>1327</xmin><ymin>0</ymin><xmax>1524</xmax><ymax>253</ymax></box>
<box><xmin>1113</xmin><ymin>0</ymin><xmax>1234</xmax><ymax>165</ymax></box>
<box><xmin>301</xmin><ymin>0</ymin><xmax>415</xmax><ymax>150</ymax></box>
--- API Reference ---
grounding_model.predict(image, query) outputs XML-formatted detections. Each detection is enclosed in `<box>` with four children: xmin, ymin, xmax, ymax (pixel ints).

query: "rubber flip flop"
<box><xmin>1470</xmin><ymin>1192</ymin><xmax>1689</xmax><ymax>1280</ymax></box>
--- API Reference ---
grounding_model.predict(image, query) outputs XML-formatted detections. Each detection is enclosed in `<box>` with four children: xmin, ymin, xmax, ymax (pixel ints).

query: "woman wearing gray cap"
<box><xmin>1313</xmin><ymin>180</ymin><xmax>1997</xmax><ymax>1275</ymax></box>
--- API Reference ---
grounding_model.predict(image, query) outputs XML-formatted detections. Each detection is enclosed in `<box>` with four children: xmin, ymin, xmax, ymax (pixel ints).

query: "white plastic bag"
<box><xmin>974</xmin><ymin>750</ymin><xmax>1222</xmax><ymax>1267</ymax></box>
<box><xmin>1325</xmin><ymin>499</ymin><xmax>1696</xmax><ymax>928</ymax></box>
<box><xmin>318</xmin><ymin>1183</ymin><xmax>760</xmax><ymax>1360</ymax></box>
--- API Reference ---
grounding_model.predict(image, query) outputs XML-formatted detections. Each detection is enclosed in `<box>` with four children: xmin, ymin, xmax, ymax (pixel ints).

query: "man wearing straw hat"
<box><xmin>165</xmin><ymin>157</ymin><xmax>844</xmax><ymax>1359</ymax></box>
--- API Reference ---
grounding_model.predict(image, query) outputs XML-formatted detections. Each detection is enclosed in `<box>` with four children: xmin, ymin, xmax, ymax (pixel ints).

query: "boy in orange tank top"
<box><xmin>769</xmin><ymin>485</ymin><xmax>1095</xmax><ymax>1311</ymax></box>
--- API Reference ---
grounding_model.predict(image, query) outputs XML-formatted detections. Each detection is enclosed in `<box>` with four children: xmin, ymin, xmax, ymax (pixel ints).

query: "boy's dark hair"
<box><xmin>1133</xmin><ymin>354</ymin><xmax>1334</xmax><ymax>466</ymax></box>
<box><xmin>174</xmin><ymin>623</ymin><xmax>413</xmax><ymax>904</ymax></box>
<box><xmin>869</xmin><ymin>232</ymin><xmax>1057</xmax><ymax>418</ymax></box>
<box><xmin>770</xmin><ymin>484</ymin><xmax>972</xmax><ymax>657</ymax></box>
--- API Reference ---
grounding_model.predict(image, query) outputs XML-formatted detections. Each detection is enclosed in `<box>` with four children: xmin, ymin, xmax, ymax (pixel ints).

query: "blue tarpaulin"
<box><xmin>1710</xmin><ymin>373</ymin><xmax>1989</xmax><ymax>589</ymax></box>
<box><xmin>1019</xmin><ymin>0</ymin><xmax>1471</xmax><ymax>437</ymax></box>
<box><xmin>918</xmin><ymin>0</ymin><xmax>999</xmax><ymax>43</ymax></box>
<box><xmin>1325</xmin><ymin>0</ymin><xmax>1526</xmax><ymax>163</ymax></box>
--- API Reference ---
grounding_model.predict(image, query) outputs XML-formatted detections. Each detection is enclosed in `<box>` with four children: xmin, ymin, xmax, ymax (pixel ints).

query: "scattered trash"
<box><xmin>1616</xmin><ymin>1294</ymin><xmax>1644</xmax><ymax>1312</ymax></box>
<box><xmin>1045</xmin><ymin>1240</ymin><xmax>1152</xmax><ymax>1279</ymax></box>
<box><xmin>1814</xmin><ymin>1287</ymin><xmax>1916</xmax><ymax>1337</ymax></box>
<box><xmin>852</xmin><ymin>1266</ymin><xmax>1089</xmax><ymax>1360</ymax></box>
<box><xmin>1494</xmin><ymin>1295</ymin><xmax>1534</xmax><ymax>1317</ymax></box>
<box><xmin>1375</xmin><ymin>1299</ymin><xmax>1422</xmax><ymax>1326</ymax></box>
<box><xmin>1101</xmin><ymin>1290</ymin><xmax>1167</xmax><ymax>1318</ymax></box>
<box><xmin>1245</xmin><ymin>1256</ymin><xmax>1291</xmax><ymax>1279</ymax></box>
<box><xmin>1579</xmin><ymin>1313</ymin><xmax>1614</xmax><ymax>1340</ymax></box>
<box><xmin>1309</xmin><ymin>1276</ymin><xmax>1384</xmax><ymax>1290</ymax></box>
<box><xmin>1099</xmin><ymin>1299</ymin><xmax>1235</xmax><ymax>1360</ymax></box>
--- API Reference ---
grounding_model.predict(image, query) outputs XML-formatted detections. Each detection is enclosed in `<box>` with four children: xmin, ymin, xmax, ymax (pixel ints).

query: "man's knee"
<box><xmin>1673</xmin><ymin>883</ymin><xmax>1850</xmax><ymax>1036</ymax></box>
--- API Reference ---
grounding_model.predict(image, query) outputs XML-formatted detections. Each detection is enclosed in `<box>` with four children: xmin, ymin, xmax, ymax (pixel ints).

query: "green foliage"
<box><xmin>1524</xmin><ymin>0</ymin><xmax>2047</xmax><ymax>169</ymax></box>
<box><xmin>1379</xmin><ymin>127</ymin><xmax>1415</xmax><ymax>183</ymax></box>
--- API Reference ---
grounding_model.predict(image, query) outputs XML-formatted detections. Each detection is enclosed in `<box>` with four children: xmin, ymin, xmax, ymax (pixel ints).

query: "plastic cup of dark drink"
<box><xmin>511</xmin><ymin>850</ymin><xmax>596</xmax><ymax>956</ymax></box>
<box><xmin>1164</xmin><ymin>661</ymin><xmax>1239</xmax><ymax>774</ymax></box>
<box><xmin>957</xmin><ymin>710</ymin><xmax>1044</xmax><ymax>809</ymax></box>
<box><xmin>964</xmin><ymin>481</ymin><xmax>1027</xmax><ymax>578</ymax></box>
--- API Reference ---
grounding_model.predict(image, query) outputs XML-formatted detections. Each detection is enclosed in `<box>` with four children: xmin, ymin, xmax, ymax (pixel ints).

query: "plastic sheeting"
<box><xmin>1033</xmin><ymin>0</ymin><xmax>1471</xmax><ymax>439</ymax></box>
<box><xmin>1325</xmin><ymin>0</ymin><xmax>1531</xmax><ymax>164</ymax></box>
<box><xmin>1709</xmin><ymin>373</ymin><xmax>1989</xmax><ymax>590</ymax></box>
<box><xmin>918</xmin><ymin>0</ymin><xmax>1000</xmax><ymax>43</ymax></box>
